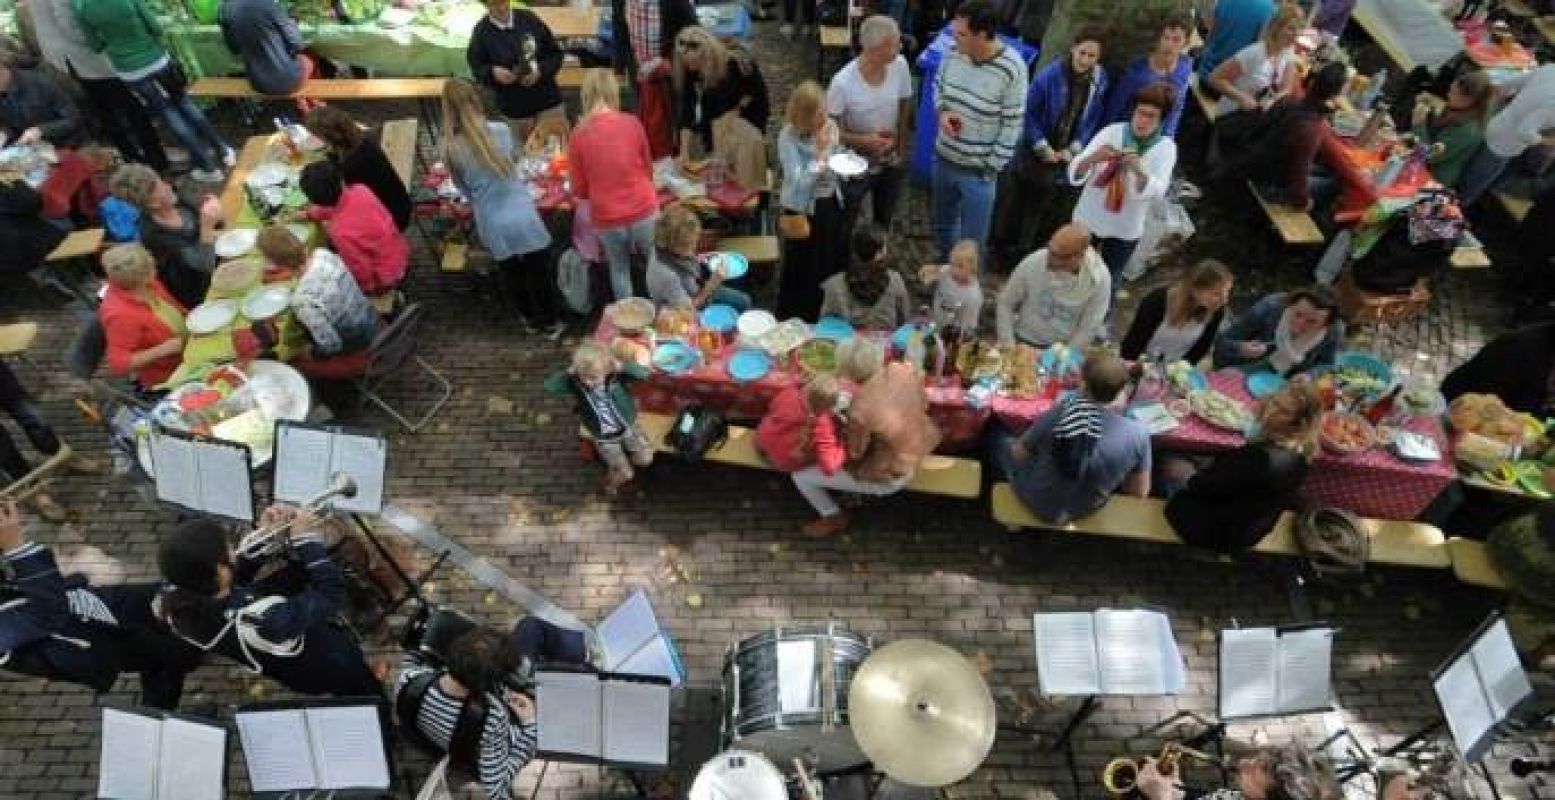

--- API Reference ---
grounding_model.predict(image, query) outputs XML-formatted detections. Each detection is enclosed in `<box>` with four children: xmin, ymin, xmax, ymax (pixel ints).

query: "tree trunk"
<box><xmin>1037</xmin><ymin>0</ymin><xmax>1197</xmax><ymax>71</ymax></box>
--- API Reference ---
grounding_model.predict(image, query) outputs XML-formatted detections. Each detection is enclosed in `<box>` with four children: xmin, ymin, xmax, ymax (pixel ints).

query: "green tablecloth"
<box><xmin>163</xmin><ymin>2</ymin><xmax>491</xmax><ymax>79</ymax></box>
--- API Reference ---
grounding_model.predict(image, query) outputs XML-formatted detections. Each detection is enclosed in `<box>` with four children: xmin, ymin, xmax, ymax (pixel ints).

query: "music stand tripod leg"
<box><xmin>1050</xmin><ymin>695</ymin><xmax>1101</xmax><ymax>800</ymax></box>
<box><xmin>351</xmin><ymin>513</ymin><xmax>448</xmax><ymax>627</ymax></box>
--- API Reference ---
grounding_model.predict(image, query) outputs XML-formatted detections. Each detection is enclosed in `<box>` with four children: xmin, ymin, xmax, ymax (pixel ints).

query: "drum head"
<box><xmin>724</xmin><ymin>626</ymin><xmax>872</xmax><ymax>772</ymax></box>
<box><xmin>689</xmin><ymin>750</ymin><xmax>789</xmax><ymax>800</ymax></box>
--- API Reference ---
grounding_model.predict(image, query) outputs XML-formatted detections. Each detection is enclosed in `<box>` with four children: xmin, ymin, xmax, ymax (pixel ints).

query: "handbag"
<box><xmin>1295</xmin><ymin>507</ymin><xmax>1370</xmax><ymax>576</ymax></box>
<box><xmin>664</xmin><ymin>405</ymin><xmax>729</xmax><ymax>460</ymax></box>
<box><xmin>778</xmin><ymin>211</ymin><xmax>811</xmax><ymax>240</ymax></box>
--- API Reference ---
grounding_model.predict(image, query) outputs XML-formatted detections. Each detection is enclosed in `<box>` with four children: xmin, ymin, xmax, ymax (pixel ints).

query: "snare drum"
<box><xmin>689</xmin><ymin>750</ymin><xmax>790</xmax><ymax>800</ymax></box>
<box><xmin>722</xmin><ymin>624</ymin><xmax>871</xmax><ymax>771</ymax></box>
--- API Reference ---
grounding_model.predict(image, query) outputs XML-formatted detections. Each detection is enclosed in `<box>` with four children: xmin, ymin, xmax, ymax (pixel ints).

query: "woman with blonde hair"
<box><xmin>569</xmin><ymin>68</ymin><xmax>658</xmax><ymax>302</ymax></box>
<box><xmin>776</xmin><ymin>80</ymin><xmax>847</xmax><ymax>320</ymax></box>
<box><xmin>97</xmin><ymin>243</ymin><xmax>187</xmax><ymax>389</ymax></box>
<box><xmin>644</xmin><ymin>203</ymin><xmax>750</xmax><ymax>310</ymax></box>
<box><xmin>1163</xmin><ymin>380</ymin><xmax>1323</xmax><ymax>553</ymax></box>
<box><xmin>1210</xmin><ymin>2</ymin><xmax>1304</xmax><ymax>117</ymax></box>
<box><xmin>440</xmin><ymin>78</ymin><xmax>562</xmax><ymax>337</ymax></box>
<box><xmin>1120</xmin><ymin>259</ymin><xmax>1234</xmax><ymax>363</ymax></box>
<box><xmin>671</xmin><ymin>25</ymin><xmax>769</xmax><ymax>163</ymax></box>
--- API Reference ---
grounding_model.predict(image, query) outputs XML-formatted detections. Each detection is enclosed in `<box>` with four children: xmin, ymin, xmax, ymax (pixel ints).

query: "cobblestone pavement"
<box><xmin>1</xmin><ymin>16</ymin><xmax>1551</xmax><ymax>800</ymax></box>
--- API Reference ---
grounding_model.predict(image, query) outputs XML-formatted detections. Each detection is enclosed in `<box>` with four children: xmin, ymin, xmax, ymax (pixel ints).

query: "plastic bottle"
<box><xmin>1358</xmin><ymin>68</ymin><xmax>1388</xmax><ymax>110</ymax></box>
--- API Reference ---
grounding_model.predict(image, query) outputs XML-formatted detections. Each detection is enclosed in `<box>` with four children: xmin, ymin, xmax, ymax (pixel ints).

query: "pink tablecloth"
<box><xmin>594</xmin><ymin>321</ymin><xmax>991</xmax><ymax>450</ymax></box>
<box><xmin>1318</xmin><ymin>127</ymin><xmax>1434</xmax><ymax>220</ymax></box>
<box><xmin>993</xmin><ymin>369</ymin><xmax>1456</xmax><ymax>520</ymax></box>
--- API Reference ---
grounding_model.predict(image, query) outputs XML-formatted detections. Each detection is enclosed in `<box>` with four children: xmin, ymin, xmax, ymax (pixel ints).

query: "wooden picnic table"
<box><xmin>532</xmin><ymin>6</ymin><xmax>601</xmax><ymax>38</ymax></box>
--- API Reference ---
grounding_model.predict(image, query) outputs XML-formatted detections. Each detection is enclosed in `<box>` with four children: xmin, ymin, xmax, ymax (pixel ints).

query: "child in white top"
<box><xmin>918</xmin><ymin>239</ymin><xmax>984</xmax><ymax>333</ymax></box>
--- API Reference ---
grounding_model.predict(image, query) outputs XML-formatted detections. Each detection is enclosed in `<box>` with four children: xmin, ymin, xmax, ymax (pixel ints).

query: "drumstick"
<box><xmin>792</xmin><ymin>758</ymin><xmax>821</xmax><ymax>800</ymax></box>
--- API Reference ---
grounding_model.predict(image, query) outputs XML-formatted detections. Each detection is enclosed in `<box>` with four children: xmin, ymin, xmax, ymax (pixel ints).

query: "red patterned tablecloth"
<box><xmin>992</xmin><ymin>369</ymin><xmax>1456</xmax><ymax>520</ymax></box>
<box><xmin>1319</xmin><ymin>127</ymin><xmax>1433</xmax><ymax>219</ymax></box>
<box><xmin>594</xmin><ymin>321</ymin><xmax>991</xmax><ymax>450</ymax></box>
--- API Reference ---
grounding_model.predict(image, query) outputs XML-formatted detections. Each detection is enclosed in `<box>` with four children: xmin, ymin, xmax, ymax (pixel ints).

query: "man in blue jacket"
<box><xmin>218</xmin><ymin>0</ymin><xmax>312</xmax><ymax>99</ymax></box>
<box><xmin>989</xmin><ymin>27</ymin><xmax>1107</xmax><ymax>272</ymax></box>
<box><xmin>0</xmin><ymin>501</ymin><xmax>200</xmax><ymax>708</ymax></box>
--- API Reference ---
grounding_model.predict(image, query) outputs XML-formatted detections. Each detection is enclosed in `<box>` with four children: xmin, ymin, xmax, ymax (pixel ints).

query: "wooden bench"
<box><xmin>719</xmin><ymin>235</ymin><xmax>780</xmax><ymax>266</ymax></box>
<box><xmin>379</xmin><ymin>118</ymin><xmax>419</xmax><ymax>187</ymax></box>
<box><xmin>1450</xmin><ymin>247</ymin><xmax>1491</xmax><ymax>269</ymax></box>
<box><xmin>1446</xmin><ymin>537</ymin><xmax>1508</xmax><ymax>590</ymax></box>
<box><xmin>1189</xmin><ymin>74</ymin><xmax>1219</xmax><ymax>123</ymax></box>
<box><xmin>45</xmin><ymin>228</ymin><xmax>104</xmax><ymax>263</ymax></box>
<box><xmin>1249</xmin><ymin>182</ymin><xmax>1325</xmax><ymax>246</ymax></box>
<box><xmin>1496</xmin><ymin>192</ymin><xmax>1532</xmax><ymax>224</ymax></box>
<box><xmin>440</xmin><ymin>242</ymin><xmax>469</xmax><ymax>274</ymax></box>
<box><xmin>189</xmin><ymin>77</ymin><xmax>447</xmax><ymax>100</ymax></box>
<box><xmin>557</xmin><ymin>66</ymin><xmax>585</xmax><ymax>91</ymax></box>
<box><xmin>990</xmin><ymin>484</ymin><xmax>1451</xmax><ymax>569</ymax></box>
<box><xmin>819</xmin><ymin>25</ymin><xmax>851</xmax><ymax>48</ymax></box>
<box><xmin>633</xmin><ymin>412</ymin><xmax>983</xmax><ymax>499</ymax></box>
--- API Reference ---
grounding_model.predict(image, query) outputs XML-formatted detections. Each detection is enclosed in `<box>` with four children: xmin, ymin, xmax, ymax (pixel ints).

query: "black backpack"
<box><xmin>664</xmin><ymin>405</ymin><xmax>729</xmax><ymax>461</ymax></box>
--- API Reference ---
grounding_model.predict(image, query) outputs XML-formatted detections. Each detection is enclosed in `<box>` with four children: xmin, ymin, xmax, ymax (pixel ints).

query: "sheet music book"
<box><xmin>1431</xmin><ymin>615</ymin><xmax>1534</xmax><ymax>761</ymax></box>
<box><xmin>596</xmin><ymin>589</ymin><xmax>686</xmax><ymax>687</ymax></box>
<box><xmin>1219</xmin><ymin>625</ymin><xmax>1336</xmax><ymax>718</ymax></box>
<box><xmin>234</xmin><ymin>701</ymin><xmax>391</xmax><ymax>794</ymax></box>
<box><xmin>535</xmin><ymin>669</ymin><xmax>671</xmax><ymax>768</ymax></box>
<box><xmin>273</xmin><ymin>421</ymin><xmax>388</xmax><ymax>514</ymax></box>
<box><xmin>149</xmin><ymin>427</ymin><xmax>255</xmax><ymax>522</ymax></box>
<box><xmin>97</xmin><ymin>707</ymin><xmax>227</xmax><ymax>800</ymax></box>
<box><xmin>1033</xmin><ymin>609</ymin><xmax>1187</xmax><ymax>696</ymax></box>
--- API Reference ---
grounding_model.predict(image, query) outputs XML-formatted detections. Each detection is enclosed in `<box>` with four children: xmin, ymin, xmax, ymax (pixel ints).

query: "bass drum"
<box><xmin>722</xmin><ymin>624</ymin><xmax>871</xmax><ymax>772</ymax></box>
<box><xmin>688</xmin><ymin>750</ymin><xmax>790</xmax><ymax>800</ymax></box>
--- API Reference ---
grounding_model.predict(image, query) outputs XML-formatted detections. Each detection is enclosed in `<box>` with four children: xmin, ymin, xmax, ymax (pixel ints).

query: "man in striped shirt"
<box><xmin>932</xmin><ymin>0</ymin><xmax>1028</xmax><ymax>259</ymax></box>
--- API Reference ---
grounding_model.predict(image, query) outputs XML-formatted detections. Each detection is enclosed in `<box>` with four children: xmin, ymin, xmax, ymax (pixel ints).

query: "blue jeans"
<box><xmin>931</xmin><ymin>158</ymin><xmax>996</xmax><ymax>260</ymax></box>
<box><xmin>1458</xmin><ymin>144</ymin><xmax>1510</xmax><ymax>208</ymax></box>
<box><xmin>124</xmin><ymin>66</ymin><xmax>231</xmax><ymax>172</ymax></box>
<box><xmin>597</xmin><ymin>213</ymin><xmax>656</xmax><ymax>302</ymax></box>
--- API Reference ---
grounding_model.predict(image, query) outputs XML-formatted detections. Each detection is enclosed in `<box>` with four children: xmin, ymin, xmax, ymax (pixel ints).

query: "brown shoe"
<box><xmin>66</xmin><ymin>454</ymin><xmax>108</xmax><ymax>476</ymax></box>
<box><xmin>803</xmin><ymin>513</ymin><xmax>850</xmax><ymax>538</ymax></box>
<box><xmin>28</xmin><ymin>492</ymin><xmax>68</xmax><ymax>523</ymax></box>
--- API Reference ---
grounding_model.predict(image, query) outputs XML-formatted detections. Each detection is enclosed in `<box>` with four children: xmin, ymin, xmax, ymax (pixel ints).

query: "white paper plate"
<box><xmin>214</xmin><ymin>228</ymin><xmax>259</xmax><ymax>259</ymax></box>
<box><xmin>186</xmin><ymin>299</ymin><xmax>238</xmax><ymax>334</ymax></box>
<box><xmin>828</xmin><ymin>152</ymin><xmax>869</xmax><ymax>178</ymax></box>
<box><xmin>241</xmin><ymin>285</ymin><xmax>292</xmax><ymax>321</ymax></box>
<box><xmin>245</xmin><ymin>163</ymin><xmax>291</xmax><ymax>189</ymax></box>
<box><xmin>284</xmin><ymin>222</ymin><xmax>312</xmax><ymax>244</ymax></box>
<box><xmin>736</xmin><ymin>309</ymin><xmax>776</xmax><ymax>342</ymax></box>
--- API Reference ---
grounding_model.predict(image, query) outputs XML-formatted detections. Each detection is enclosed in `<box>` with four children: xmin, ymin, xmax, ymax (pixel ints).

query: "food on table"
<box><xmin>655</xmin><ymin>306</ymin><xmax>696</xmax><ymax>339</ymax></box>
<box><xmin>1333</xmin><ymin>366</ymin><xmax>1386</xmax><ymax>397</ymax></box>
<box><xmin>610</xmin><ymin>298</ymin><xmax>657</xmax><ymax>333</ymax></box>
<box><xmin>1456</xmin><ymin>431</ymin><xmax>1520</xmax><ymax>472</ymax></box>
<box><xmin>955</xmin><ymin>340</ymin><xmax>1003</xmax><ymax>384</ymax></box>
<box><xmin>1165</xmin><ymin>360</ymin><xmax>1198</xmax><ymax>393</ymax></box>
<box><xmin>759</xmin><ymin>319</ymin><xmax>809</xmax><ymax>356</ymax></box>
<box><xmin>610</xmin><ymin>337</ymin><xmax>651</xmax><ymax>369</ymax></box>
<box><xmin>1320</xmin><ymin>411</ymin><xmax>1376</xmax><ymax>454</ymax></box>
<box><xmin>1514</xmin><ymin>461</ymin><xmax>1552</xmax><ymax>499</ymax></box>
<box><xmin>1399</xmin><ymin>383</ymin><xmax>1443</xmax><ymax>416</ymax></box>
<box><xmin>207</xmin><ymin>364</ymin><xmax>247</xmax><ymax>394</ymax></box>
<box><xmin>1448</xmin><ymin>393</ymin><xmax>1540</xmax><ymax>447</ymax></box>
<box><xmin>211</xmin><ymin>408</ymin><xmax>276</xmax><ymax>451</ymax></box>
<box><xmin>797</xmin><ymin>338</ymin><xmax>838</xmax><ymax>375</ymax></box>
<box><xmin>1000</xmin><ymin>344</ymin><xmax>1040</xmax><ymax>398</ymax></box>
<box><xmin>1188</xmin><ymin>389</ymin><xmax>1253</xmax><ymax>432</ymax></box>
<box><xmin>211</xmin><ymin>255</ymin><xmax>262</xmax><ymax>293</ymax></box>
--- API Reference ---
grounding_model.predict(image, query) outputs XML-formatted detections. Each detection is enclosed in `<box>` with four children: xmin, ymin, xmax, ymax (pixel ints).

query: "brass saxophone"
<box><xmin>1102</xmin><ymin>742</ymin><xmax>1220</xmax><ymax>797</ymax></box>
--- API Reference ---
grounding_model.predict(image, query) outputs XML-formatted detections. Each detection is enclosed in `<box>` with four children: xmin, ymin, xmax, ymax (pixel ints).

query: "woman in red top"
<box><xmin>568</xmin><ymin>68</ymin><xmax>659</xmax><ymax>302</ymax></box>
<box><xmin>98</xmin><ymin>243</ymin><xmax>188</xmax><ymax>389</ymax></box>
<box><xmin>297</xmin><ymin>160</ymin><xmax>409</xmax><ymax>296</ymax></box>
<box><xmin>756</xmin><ymin>375</ymin><xmax>846</xmax><ymax>474</ymax></box>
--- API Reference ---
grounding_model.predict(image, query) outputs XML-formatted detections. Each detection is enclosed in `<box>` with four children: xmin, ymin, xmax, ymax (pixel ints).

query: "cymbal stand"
<box><xmin>1048</xmin><ymin>695</ymin><xmax>1102</xmax><ymax>800</ymax></box>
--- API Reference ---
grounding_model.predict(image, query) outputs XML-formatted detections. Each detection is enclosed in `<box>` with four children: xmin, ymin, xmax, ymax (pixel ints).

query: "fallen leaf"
<box><xmin>249</xmin><ymin>682</ymin><xmax>267</xmax><ymax>699</ymax></box>
<box><xmin>484</xmin><ymin>592</ymin><xmax>499</xmax><ymax>605</ymax></box>
<box><xmin>534</xmin><ymin>412</ymin><xmax>552</xmax><ymax>424</ymax></box>
<box><xmin>768</xmin><ymin>543</ymin><xmax>784</xmax><ymax>555</ymax></box>
<box><xmin>971</xmin><ymin>650</ymin><xmax>994</xmax><ymax>675</ymax></box>
<box><xmin>486</xmin><ymin>396</ymin><xmax>515</xmax><ymax>414</ymax></box>
<box><xmin>686</xmin><ymin>593</ymin><xmax>703</xmax><ymax>609</ymax></box>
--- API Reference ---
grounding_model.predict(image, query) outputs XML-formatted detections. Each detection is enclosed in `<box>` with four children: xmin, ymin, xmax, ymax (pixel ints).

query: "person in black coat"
<box><xmin>155</xmin><ymin>510</ymin><xmax>382</xmax><ymax>698</ymax></box>
<box><xmin>1119</xmin><ymin>259</ymin><xmax>1233</xmax><ymax>364</ymax></box>
<box><xmin>612</xmin><ymin>0</ymin><xmax>696</xmax><ymax>159</ymax></box>
<box><xmin>0</xmin><ymin>59</ymin><xmax>84</xmax><ymax>148</ymax></box>
<box><xmin>671</xmin><ymin>25</ymin><xmax>770</xmax><ymax>161</ymax></box>
<box><xmin>0</xmin><ymin>503</ymin><xmax>201</xmax><ymax>709</ymax></box>
<box><xmin>304</xmin><ymin>106</ymin><xmax>413</xmax><ymax>230</ymax></box>
<box><xmin>1163</xmin><ymin>380</ymin><xmax>1323</xmax><ymax>553</ymax></box>
<box><xmin>1442</xmin><ymin>322</ymin><xmax>1555</xmax><ymax>419</ymax></box>
<box><xmin>0</xmin><ymin>180</ymin><xmax>66</xmax><ymax>279</ymax></box>
<box><xmin>467</xmin><ymin>0</ymin><xmax>565</xmax><ymax>140</ymax></box>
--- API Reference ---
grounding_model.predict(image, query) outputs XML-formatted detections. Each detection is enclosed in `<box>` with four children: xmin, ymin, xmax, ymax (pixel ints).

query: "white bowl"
<box><xmin>186</xmin><ymin>299</ymin><xmax>238</xmax><ymax>335</ymax></box>
<box><xmin>214</xmin><ymin>228</ymin><xmax>259</xmax><ymax>259</ymax></box>
<box><xmin>736</xmin><ymin>309</ymin><xmax>776</xmax><ymax>343</ymax></box>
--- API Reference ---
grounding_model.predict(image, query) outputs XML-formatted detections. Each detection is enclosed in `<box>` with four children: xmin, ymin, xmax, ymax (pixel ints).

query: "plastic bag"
<box><xmin>1121</xmin><ymin>195</ymin><xmax>1196</xmax><ymax>281</ymax></box>
<box><xmin>555</xmin><ymin>247</ymin><xmax>593</xmax><ymax>316</ymax></box>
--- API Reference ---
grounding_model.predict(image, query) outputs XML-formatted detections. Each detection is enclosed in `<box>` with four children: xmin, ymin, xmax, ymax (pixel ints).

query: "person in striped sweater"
<box><xmin>930</xmin><ymin>0</ymin><xmax>1027</xmax><ymax>260</ymax></box>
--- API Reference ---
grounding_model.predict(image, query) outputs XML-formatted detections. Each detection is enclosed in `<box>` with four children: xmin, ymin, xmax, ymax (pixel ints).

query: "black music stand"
<box><xmin>351</xmin><ymin>512</ymin><xmax>445</xmax><ymax>628</ymax></box>
<box><xmin>235</xmin><ymin>696</ymin><xmax>395</xmax><ymax>799</ymax></box>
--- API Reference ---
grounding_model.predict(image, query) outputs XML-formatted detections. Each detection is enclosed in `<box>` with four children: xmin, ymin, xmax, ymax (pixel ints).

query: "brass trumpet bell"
<box><xmin>1101</xmin><ymin>743</ymin><xmax>1216</xmax><ymax>797</ymax></box>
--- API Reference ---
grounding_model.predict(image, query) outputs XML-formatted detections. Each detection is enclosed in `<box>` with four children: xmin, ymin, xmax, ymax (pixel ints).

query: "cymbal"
<box><xmin>848</xmin><ymin>639</ymin><xmax>996</xmax><ymax>787</ymax></box>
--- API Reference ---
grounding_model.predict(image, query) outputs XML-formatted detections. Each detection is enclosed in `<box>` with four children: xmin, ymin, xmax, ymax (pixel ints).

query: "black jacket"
<box><xmin>0</xmin><ymin>68</ymin><xmax>84</xmax><ymax>147</ymax></box>
<box><xmin>1166</xmin><ymin>442</ymin><xmax>1309</xmax><ymax>553</ymax></box>
<box><xmin>610</xmin><ymin>0</ymin><xmax>697</xmax><ymax>79</ymax></box>
<box><xmin>1118</xmin><ymin>286</ymin><xmax>1224</xmax><ymax>365</ymax></box>
<box><xmin>467</xmin><ymin>10</ymin><xmax>565</xmax><ymax>120</ymax></box>
<box><xmin>678</xmin><ymin>49</ymin><xmax>770</xmax><ymax>153</ymax></box>
<box><xmin>1442</xmin><ymin>323</ymin><xmax>1555</xmax><ymax>419</ymax></box>
<box><xmin>0</xmin><ymin>181</ymin><xmax>66</xmax><ymax>277</ymax></box>
<box><xmin>138</xmin><ymin>200</ymin><xmax>214</xmax><ymax>309</ymax></box>
<box><xmin>339</xmin><ymin>135</ymin><xmax>412</xmax><ymax>230</ymax></box>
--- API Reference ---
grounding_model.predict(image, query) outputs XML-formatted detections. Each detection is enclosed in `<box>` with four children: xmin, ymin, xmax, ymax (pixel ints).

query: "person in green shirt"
<box><xmin>1409</xmin><ymin>70</ymin><xmax>1493</xmax><ymax>191</ymax></box>
<box><xmin>70</xmin><ymin>0</ymin><xmax>233</xmax><ymax>182</ymax></box>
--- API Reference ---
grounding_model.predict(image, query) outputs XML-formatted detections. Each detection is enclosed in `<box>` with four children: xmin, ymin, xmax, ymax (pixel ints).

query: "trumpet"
<box><xmin>237</xmin><ymin>473</ymin><xmax>358</xmax><ymax>559</ymax></box>
<box><xmin>1102</xmin><ymin>742</ymin><xmax>1221</xmax><ymax>797</ymax></box>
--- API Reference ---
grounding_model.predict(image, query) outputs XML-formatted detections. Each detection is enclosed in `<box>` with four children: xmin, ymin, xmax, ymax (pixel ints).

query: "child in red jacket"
<box><xmin>298</xmin><ymin>160</ymin><xmax>408</xmax><ymax>296</ymax></box>
<box><xmin>755</xmin><ymin>375</ymin><xmax>845</xmax><ymax>474</ymax></box>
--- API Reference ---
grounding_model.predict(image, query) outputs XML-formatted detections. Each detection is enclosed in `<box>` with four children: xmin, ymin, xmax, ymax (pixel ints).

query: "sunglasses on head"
<box><xmin>676</xmin><ymin>39</ymin><xmax>701</xmax><ymax>50</ymax></box>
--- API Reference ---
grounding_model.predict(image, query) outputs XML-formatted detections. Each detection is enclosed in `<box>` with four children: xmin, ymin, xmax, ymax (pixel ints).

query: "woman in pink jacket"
<box><xmin>569</xmin><ymin>68</ymin><xmax>659</xmax><ymax>302</ymax></box>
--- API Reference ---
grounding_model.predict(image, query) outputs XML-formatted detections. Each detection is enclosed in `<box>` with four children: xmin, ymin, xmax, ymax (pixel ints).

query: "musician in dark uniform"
<box><xmin>154</xmin><ymin>506</ymin><xmax>382</xmax><ymax>698</ymax></box>
<box><xmin>0</xmin><ymin>501</ymin><xmax>200</xmax><ymax>709</ymax></box>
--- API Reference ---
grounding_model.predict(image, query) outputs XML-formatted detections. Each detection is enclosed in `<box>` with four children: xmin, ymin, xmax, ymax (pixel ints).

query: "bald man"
<box><xmin>995</xmin><ymin>223</ymin><xmax>1112</xmax><ymax>347</ymax></box>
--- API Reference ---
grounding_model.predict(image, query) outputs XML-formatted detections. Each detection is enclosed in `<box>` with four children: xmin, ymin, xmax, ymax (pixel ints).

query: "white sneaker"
<box><xmin>779</xmin><ymin>22</ymin><xmax>794</xmax><ymax>36</ymax></box>
<box><xmin>189</xmin><ymin>167</ymin><xmax>226</xmax><ymax>183</ymax></box>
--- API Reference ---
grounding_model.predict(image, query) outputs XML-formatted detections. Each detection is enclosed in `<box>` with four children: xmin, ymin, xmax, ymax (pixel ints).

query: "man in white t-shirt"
<box><xmin>827</xmin><ymin>14</ymin><xmax>914</xmax><ymax>235</ymax></box>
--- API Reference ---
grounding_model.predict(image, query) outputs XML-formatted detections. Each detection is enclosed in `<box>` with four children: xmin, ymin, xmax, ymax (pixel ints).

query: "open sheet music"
<box><xmin>235</xmin><ymin>701</ymin><xmax>391</xmax><ymax>794</ymax></box>
<box><xmin>535</xmin><ymin>670</ymin><xmax>671</xmax><ymax>768</ymax></box>
<box><xmin>97</xmin><ymin>707</ymin><xmax>226</xmax><ymax>800</ymax></box>
<box><xmin>1033</xmin><ymin>609</ymin><xmax>1187</xmax><ymax>696</ymax></box>
<box><xmin>596</xmin><ymin>589</ymin><xmax>686</xmax><ymax>687</ymax></box>
<box><xmin>273</xmin><ymin>421</ymin><xmax>388</xmax><ymax>514</ymax></box>
<box><xmin>1432</xmin><ymin>616</ymin><xmax>1534</xmax><ymax>760</ymax></box>
<box><xmin>1219</xmin><ymin>626</ymin><xmax>1336</xmax><ymax>718</ymax></box>
<box><xmin>149</xmin><ymin>428</ymin><xmax>255</xmax><ymax>522</ymax></box>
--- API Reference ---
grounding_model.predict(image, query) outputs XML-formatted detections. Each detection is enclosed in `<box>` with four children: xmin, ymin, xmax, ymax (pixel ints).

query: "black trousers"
<box><xmin>498</xmin><ymin>249</ymin><xmax>558</xmax><ymax>326</ymax></box>
<box><xmin>75</xmin><ymin>72</ymin><xmax>170</xmax><ymax>173</ymax></box>
<box><xmin>776</xmin><ymin>195</ymin><xmax>847</xmax><ymax>321</ymax></box>
<box><xmin>0</xmin><ymin>361</ymin><xmax>60</xmax><ymax>482</ymax></box>
<box><xmin>989</xmin><ymin>151</ymin><xmax>1073</xmax><ymax>271</ymax></box>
